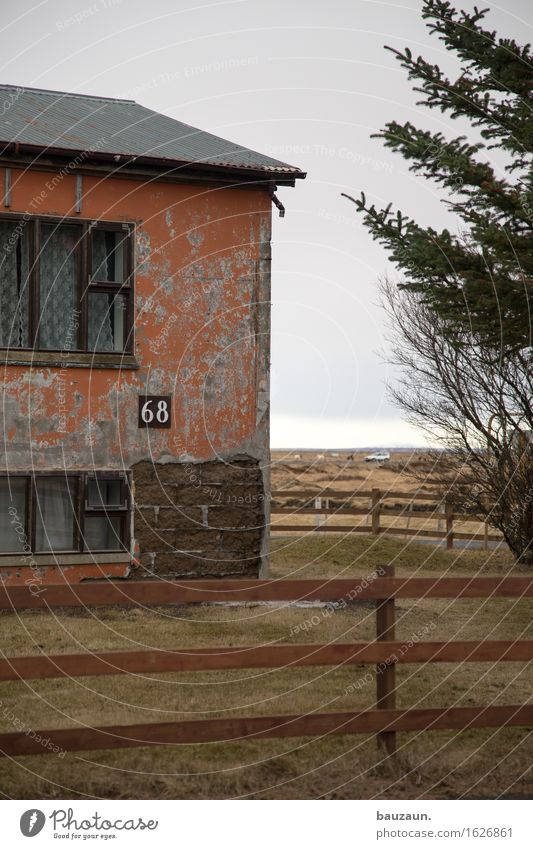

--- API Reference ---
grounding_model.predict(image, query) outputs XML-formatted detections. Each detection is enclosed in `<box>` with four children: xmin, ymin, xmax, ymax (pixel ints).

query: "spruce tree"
<box><xmin>346</xmin><ymin>1</ymin><xmax>533</xmax><ymax>350</ymax></box>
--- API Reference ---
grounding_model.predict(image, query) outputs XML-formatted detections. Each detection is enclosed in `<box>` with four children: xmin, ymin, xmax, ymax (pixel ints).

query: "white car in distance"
<box><xmin>365</xmin><ymin>451</ymin><xmax>390</xmax><ymax>463</ymax></box>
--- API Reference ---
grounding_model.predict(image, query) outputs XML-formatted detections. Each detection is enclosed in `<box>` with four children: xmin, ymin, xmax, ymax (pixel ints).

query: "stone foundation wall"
<box><xmin>132</xmin><ymin>457</ymin><xmax>266</xmax><ymax>578</ymax></box>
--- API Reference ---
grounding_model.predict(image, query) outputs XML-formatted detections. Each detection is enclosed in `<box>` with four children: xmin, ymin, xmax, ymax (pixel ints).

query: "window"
<box><xmin>0</xmin><ymin>477</ymin><xmax>27</xmax><ymax>552</ymax></box>
<box><xmin>0</xmin><ymin>472</ymin><xmax>129</xmax><ymax>554</ymax></box>
<box><xmin>0</xmin><ymin>216</ymin><xmax>133</xmax><ymax>353</ymax></box>
<box><xmin>35</xmin><ymin>476</ymin><xmax>77</xmax><ymax>551</ymax></box>
<box><xmin>0</xmin><ymin>219</ymin><xmax>30</xmax><ymax>348</ymax></box>
<box><xmin>83</xmin><ymin>473</ymin><xmax>129</xmax><ymax>553</ymax></box>
<box><xmin>88</xmin><ymin>226</ymin><xmax>130</xmax><ymax>353</ymax></box>
<box><xmin>39</xmin><ymin>223</ymin><xmax>80</xmax><ymax>350</ymax></box>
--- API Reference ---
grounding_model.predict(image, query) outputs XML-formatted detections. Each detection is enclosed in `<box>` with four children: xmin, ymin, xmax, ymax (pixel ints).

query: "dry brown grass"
<box><xmin>271</xmin><ymin>450</ymin><xmax>438</xmax><ymax>495</ymax></box>
<box><xmin>0</xmin><ymin>533</ymin><xmax>531</xmax><ymax>800</ymax></box>
<box><xmin>271</xmin><ymin>451</ymin><xmax>499</xmax><ymax>539</ymax></box>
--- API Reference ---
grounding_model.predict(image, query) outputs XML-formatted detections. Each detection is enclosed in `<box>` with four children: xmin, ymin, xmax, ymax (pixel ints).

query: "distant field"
<box><xmin>271</xmin><ymin>449</ymin><xmax>433</xmax><ymax>496</ymax></box>
<box><xmin>270</xmin><ymin>451</ymin><xmax>496</xmax><ymax>543</ymax></box>
<box><xmin>0</xmin><ymin>535</ymin><xmax>530</xmax><ymax>800</ymax></box>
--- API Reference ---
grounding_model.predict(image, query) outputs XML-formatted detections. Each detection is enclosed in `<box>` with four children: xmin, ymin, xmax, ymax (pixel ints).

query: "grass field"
<box><xmin>270</xmin><ymin>450</ymin><xmax>496</xmax><ymax>540</ymax></box>
<box><xmin>270</xmin><ymin>449</ymin><xmax>442</xmax><ymax>497</ymax></box>
<box><xmin>0</xmin><ymin>534</ymin><xmax>531</xmax><ymax>800</ymax></box>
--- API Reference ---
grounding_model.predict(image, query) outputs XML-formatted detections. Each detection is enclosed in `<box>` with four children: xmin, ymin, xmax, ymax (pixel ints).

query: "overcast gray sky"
<box><xmin>2</xmin><ymin>0</ymin><xmax>531</xmax><ymax>447</ymax></box>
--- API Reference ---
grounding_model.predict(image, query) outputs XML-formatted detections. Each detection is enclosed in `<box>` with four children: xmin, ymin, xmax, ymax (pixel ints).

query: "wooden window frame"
<box><xmin>0</xmin><ymin>471</ymin><xmax>130</xmax><ymax>555</ymax></box>
<box><xmin>0</xmin><ymin>213</ymin><xmax>134</xmax><ymax>355</ymax></box>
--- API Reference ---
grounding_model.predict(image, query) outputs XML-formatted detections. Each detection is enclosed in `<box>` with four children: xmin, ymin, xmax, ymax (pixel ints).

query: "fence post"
<box><xmin>371</xmin><ymin>488</ymin><xmax>381</xmax><ymax>535</ymax></box>
<box><xmin>437</xmin><ymin>498</ymin><xmax>444</xmax><ymax>534</ymax></box>
<box><xmin>483</xmin><ymin>521</ymin><xmax>489</xmax><ymax>552</ymax></box>
<box><xmin>376</xmin><ymin>561</ymin><xmax>396</xmax><ymax>757</ymax></box>
<box><xmin>314</xmin><ymin>496</ymin><xmax>322</xmax><ymax>531</ymax></box>
<box><xmin>445</xmin><ymin>498</ymin><xmax>454</xmax><ymax>550</ymax></box>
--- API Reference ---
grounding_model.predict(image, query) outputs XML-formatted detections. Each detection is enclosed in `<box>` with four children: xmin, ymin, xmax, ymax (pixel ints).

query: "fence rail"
<box><xmin>2</xmin><ymin>706</ymin><xmax>532</xmax><ymax>758</ymax></box>
<box><xmin>271</xmin><ymin>488</ymin><xmax>503</xmax><ymax>549</ymax></box>
<box><xmin>0</xmin><ymin>574</ymin><xmax>532</xmax><ymax>760</ymax></box>
<box><xmin>2</xmin><ymin>577</ymin><xmax>532</xmax><ymax>609</ymax></box>
<box><xmin>1</xmin><ymin>640</ymin><xmax>531</xmax><ymax>682</ymax></box>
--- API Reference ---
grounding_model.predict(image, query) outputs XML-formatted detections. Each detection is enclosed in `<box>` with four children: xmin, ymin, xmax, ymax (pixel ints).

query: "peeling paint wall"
<box><xmin>0</xmin><ymin>167</ymin><xmax>272</xmax><ymax>577</ymax></box>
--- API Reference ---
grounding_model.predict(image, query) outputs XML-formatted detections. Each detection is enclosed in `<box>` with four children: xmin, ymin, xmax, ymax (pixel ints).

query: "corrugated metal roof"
<box><xmin>0</xmin><ymin>84</ymin><xmax>305</xmax><ymax>180</ymax></box>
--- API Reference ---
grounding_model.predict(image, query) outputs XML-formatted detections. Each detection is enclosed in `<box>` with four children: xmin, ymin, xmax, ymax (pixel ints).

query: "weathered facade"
<box><xmin>0</xmin><ymin>85</ymin><xmax>304</xmax><ymax>584</ymax></box>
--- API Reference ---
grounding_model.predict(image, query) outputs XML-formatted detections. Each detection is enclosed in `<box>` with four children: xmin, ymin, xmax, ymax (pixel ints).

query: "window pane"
<box><xmin>92</xmin><ymin>230</ymin><xmax>126</xmax><ymax>283</ymax></box>
<box><xmin>84</xmin><ymin>516</ymin><xmax>123</xmax><ymax>551</ymax></box>
<box><xmin>0</xmin><ymin>219</ymin><xmax>30</xmax><ymax>348</ymax></box>
<box><xmin>0</xmin><ymin>478</ymin><xmax>26</xmax><ymax>552</ymax></box>
<box><xmin>35</xmin><ymin>477</ymin><xmax>76</xmax><ymax>552</ymax></box>
<box><xmin>87</xmin><ymin>477</ymin><xmax>123</xmax><ymax>507</ymax></box>
<box><xmin>39</xmin><ymin>224</ymin><xmax>79</xmax><ymax>350</ymax></box>
<box><xmin>88</xmin><ymin>292</ymin><xmax>126</xmax><ymax>351</ymax></box>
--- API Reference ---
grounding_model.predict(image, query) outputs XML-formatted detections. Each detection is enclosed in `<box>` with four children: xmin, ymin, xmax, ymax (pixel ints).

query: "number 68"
<box><xmin>140</xmin><ymin>399</ymin><xmax>169</xmax><ymax>424</ymax></box>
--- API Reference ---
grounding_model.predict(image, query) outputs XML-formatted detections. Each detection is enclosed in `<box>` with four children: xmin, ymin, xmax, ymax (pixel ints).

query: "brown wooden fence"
<box><xmin>0</xmin><ymin>572</ymin><xmax>531</xmax><ymax>759</ymax></box>
<box><xmin>271</xmin><ymin>488</ymin><xmax>503</xmax><ymax>549</ymax></box>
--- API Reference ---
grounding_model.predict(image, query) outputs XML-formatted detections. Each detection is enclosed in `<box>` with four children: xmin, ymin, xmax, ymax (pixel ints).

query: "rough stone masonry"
<box><xmin>133</xmin><ymin>457</ymin><xmax>266</xmax><ymax>578</ymax></box>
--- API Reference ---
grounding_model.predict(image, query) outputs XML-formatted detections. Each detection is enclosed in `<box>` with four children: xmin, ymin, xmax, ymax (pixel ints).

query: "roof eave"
<box><xmin>0</xmin><ymin>141</ymin><xmax>306</xmax><ymax>186</ymax></box>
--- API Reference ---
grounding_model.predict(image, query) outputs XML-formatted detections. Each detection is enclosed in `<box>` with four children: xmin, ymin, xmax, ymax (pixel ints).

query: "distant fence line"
<box><xmin>270</xmin><ymin>488</ymin><xmax>503</xmax><ymax>550</ymax></box>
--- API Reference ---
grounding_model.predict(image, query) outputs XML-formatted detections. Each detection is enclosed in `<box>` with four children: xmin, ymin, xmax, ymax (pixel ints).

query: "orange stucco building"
<box><xmin>0</xmin><ymin>85</ymin><xmax>304</xmax><ymax>585</ymax></box>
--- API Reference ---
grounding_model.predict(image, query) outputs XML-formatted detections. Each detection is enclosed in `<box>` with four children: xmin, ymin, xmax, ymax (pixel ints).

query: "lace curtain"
<box><xmin>0</xmin><ymin>220</ymin><xmax>29</xmax><ymax>347</ymax></box>
<box><xmin>0</xmin><ymin>478</ymin><xmax>26</xmax><ymax>552</ymax></box>
<box><xmin>35</xmin><ymin>477</ymin><xmax>75</xmax><ymax>552</ymax></box>
<box><xmin>39</xmin><ymin>224</ymin><xmax>78</xmax><ymax>350</ymax></box>
<box><xmin>84</xmin><ymin>516</ymin><xmax>121</xmax><ymax>550</ymax></box>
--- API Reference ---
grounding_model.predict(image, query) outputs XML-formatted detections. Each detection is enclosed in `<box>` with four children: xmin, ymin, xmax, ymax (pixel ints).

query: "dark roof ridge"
<box><xmin>0</xmin><ymin>83</ymin><xmax>135</xmax><ymax>105</ymax></box>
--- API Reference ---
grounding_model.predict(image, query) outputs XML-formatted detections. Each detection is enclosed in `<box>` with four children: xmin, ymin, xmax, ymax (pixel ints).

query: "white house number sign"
<box><xmin>138</xmin><ymin>396</ymin><xmax>172</xmax><ymax>429</ymax></box>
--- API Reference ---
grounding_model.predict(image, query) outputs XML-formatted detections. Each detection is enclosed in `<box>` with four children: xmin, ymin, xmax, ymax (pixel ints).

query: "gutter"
<box><xmin>0</xmin><ymin>141</ymin><xmax>307</xmax><ymax>187</ymax></box>
<box><xmin>270</xmin><ymin>192</ymin><xmax>285</xmax><ymax>218</ymax></box>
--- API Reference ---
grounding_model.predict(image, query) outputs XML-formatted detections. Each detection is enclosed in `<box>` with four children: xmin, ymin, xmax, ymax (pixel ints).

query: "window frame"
<box><xmin>0</xmin><ymin>471</ymin><xmax>130</xmax><ymax>555</ymax></box>
<box><xmin>0</xmin><ymin>473</ymin><xmax>30</xmax><ymax>556</ymax></box>
<box><xmin>0</xmin><ymin>212</ymin><xmax>134</xmax><ymax>355</ymax></box>
<box><xmin>82</xmin><ymin>471</ymin><xmax>129</xmax><ymax>554</ymax></box>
